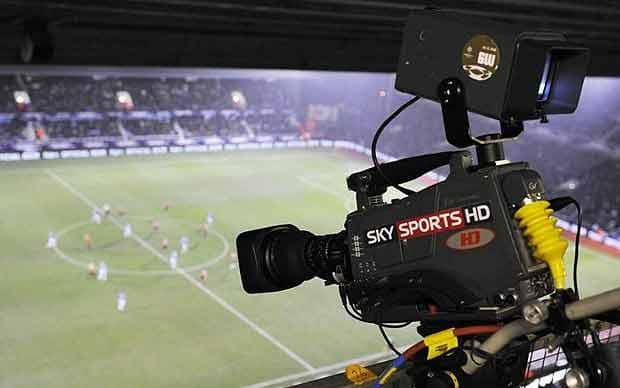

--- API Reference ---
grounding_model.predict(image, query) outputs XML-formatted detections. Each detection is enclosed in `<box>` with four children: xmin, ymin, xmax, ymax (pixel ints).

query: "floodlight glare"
<box><xmin>537</xmin><ymin>53</ymin><xmax>553</xmax><ymax>102</ymax></box>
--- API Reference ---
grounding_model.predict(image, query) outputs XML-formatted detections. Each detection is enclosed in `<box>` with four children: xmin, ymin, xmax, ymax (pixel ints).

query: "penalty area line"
<box><xmin>45</xmin><ymin>168</ymin><xmax>316</xmax><ymax>373</ymax></box>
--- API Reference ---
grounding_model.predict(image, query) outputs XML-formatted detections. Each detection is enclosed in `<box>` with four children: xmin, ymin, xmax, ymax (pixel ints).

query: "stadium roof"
<box><xmin>0</xmin><ymin>0</ymin><xmax>619</xmax><ymax>75</ymax></box>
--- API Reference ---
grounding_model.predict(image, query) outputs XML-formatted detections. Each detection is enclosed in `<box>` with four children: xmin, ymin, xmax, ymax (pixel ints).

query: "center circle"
<box><xmin>54</xmin><ymin>215</ymin><xmax>229</xmax><ymax>276</ymax></box>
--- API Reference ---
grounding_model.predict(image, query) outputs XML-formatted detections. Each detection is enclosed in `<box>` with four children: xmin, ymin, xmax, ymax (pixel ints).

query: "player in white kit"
<box><xmin>117</xmin><ymin>292</ymin><xmax>127</xmax><ymax>312</ymax></box>
<box><xmin>46</xmin><ymin>231</ymin><xmax>57</xmax><ymax>249</ymax></box>
<box><xmin>97</xmin><ymin>261</ymin><xmax>108</xmax><ymax>281</ymax></box>
<box><xmin>180</xmin><ymin>236</ymin><xmax>189</xmax><ymax>254</ymax></box>
<box><xmin>169</xmin><ymin>250</ymin><xmax>178</xmax><ymax>270</ymax></box>
<box><xmin>92</xmin><ymin>210</ymin><xmax>102</xmax><ymax>225</ymax></box>
<box><xmin>123</xmin><ymin>223</ymin><xmax>132</xmax><ymax>238</ymax></box>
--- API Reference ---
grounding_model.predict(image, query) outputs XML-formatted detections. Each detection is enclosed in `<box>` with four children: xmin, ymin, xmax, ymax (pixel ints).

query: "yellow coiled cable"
<box><xmin>514</xmin><ymin>200</ymin><xmax>568</xmax><ymax>289</ymax></box>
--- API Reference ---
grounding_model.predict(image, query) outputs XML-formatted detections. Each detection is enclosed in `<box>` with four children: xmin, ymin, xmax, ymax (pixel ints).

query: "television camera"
<box><xmin>237</xmin><ymin>10</ymin><xmax>620</xmax><ymax>388</ymax></box>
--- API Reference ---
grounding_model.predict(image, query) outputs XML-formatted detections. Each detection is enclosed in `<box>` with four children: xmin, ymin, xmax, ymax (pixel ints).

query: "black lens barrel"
<box><xmin>263</xmin><ymin>228</ymin><xmax>316</xmax><ymax>289</ymax></box>
<box><xmin>304</xmin><ymin>231</ymin><xmax>348</xmax><ymax>279</ymax></box>
<box><xmin>236</xmin><ymin>224</ymin><xmax>346</xmax><ymax>293</ymax></box>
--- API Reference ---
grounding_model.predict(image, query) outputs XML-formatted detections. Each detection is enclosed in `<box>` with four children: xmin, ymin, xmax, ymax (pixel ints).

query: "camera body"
<box><xmin>344</xmin><ymin>152</ymin><xmax>554</xmax><ymax>324</ymax></box>
<box><xmin>236</xmin><ymin>150</ymin><xmax>557</xmax><ymax>325</ymax></box>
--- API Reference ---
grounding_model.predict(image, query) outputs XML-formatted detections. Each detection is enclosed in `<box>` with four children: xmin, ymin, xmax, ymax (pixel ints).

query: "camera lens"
<box><xmin>236</xmin><ymin>225</ymin><xmax>346</xmax><ymax>293</ymax></box>
<box><xmin>262</xmin><ymin>227</ymin><xmax>315</xmax><ymax>289</ymax></box>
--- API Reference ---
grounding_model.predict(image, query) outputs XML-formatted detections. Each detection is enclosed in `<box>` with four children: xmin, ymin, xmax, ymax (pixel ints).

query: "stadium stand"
<box><xmin>558</xmin><ymin>160</ymin><xmax>620</xmax><ymax>238</ymax></box>
<box><xmin>0</xmin><ymin>75</ymin><xmax>301</xmax><ymax>140</ymax></box>
<box><xmin>1</xmin><ymin>74</ymin><xmax>619</xmax><ymax>236</ymax></box>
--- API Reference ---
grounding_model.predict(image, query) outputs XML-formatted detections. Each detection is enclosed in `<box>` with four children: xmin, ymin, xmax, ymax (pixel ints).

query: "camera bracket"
<box><xmin>438</xmin><ymin>78</ymin><xmax>524</xmax><ymax>149</ymax></box>
<box><xmin>347</xmin><ymin>78</ymin><xmax>529</xmax><ymax>209</ymax></box>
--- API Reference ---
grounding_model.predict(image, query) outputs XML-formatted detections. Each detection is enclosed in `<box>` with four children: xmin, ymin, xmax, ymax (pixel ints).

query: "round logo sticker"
<box><xmin>462</xmin><ymin>35</ymin><xmax>500</xmax><ymax>81</ymax></box>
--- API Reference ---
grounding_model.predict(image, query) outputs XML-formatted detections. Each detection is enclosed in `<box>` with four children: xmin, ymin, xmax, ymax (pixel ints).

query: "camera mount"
<box><xmin>438</xmin><ymin>77</ymin><xmax>522</xmax><ymax>168</ymax></box>
<box><xmin>438</xmin><ymin>78</ymin><xmax>525</xmax><ymax>149</ymax></box>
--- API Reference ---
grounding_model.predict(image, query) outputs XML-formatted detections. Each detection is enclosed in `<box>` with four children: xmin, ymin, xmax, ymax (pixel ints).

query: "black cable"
<box><xmin>342</xmin><ymin>294</ymin><xmax>412</xmax><ymax>328</ymax></box>
<box><xmin>342</xmin><ymin>297</ymin><xmax>364</xmax><ymax>321</ymax></box>
<box><xmin>588</xmin><ymin>327</ymin><xmax>601</xmax><ymax>348</ymax></box>
<box><xmin>461</xmin><ymin>342</ymin><xmax>503</xmax><ymax>371</ymax></box>
<box><xmin>549</xmin><ymin>197</ymin><xmax>582</xmax><ymax>299</ymax></box>
<box><xmin>381</xmin><ymin>321</ymin><xmax>413</xmax><ymax>329</ymax></box>
<box><xmin>573</xmin><ymin>200</ymin><xmax>582</xmax><ymax>300</ymax></box>
<box><xmin>362</xmin><ymin>97</ymin><xmax>426</xmax><ymax>355</ymax></box>
<box><xmin>340</xmin><ymin>287</ymin><xmax>412</xmax><ymax>328</ymax></box>
<box><xmin>378</xmin><ymin>324</ymin><xmax>402</xmax><ymax>356</ymax></box>
<box><xmin>371</xmin><ymin>96</ymin><xmax>421</xmax><ymax>196</ymax></box>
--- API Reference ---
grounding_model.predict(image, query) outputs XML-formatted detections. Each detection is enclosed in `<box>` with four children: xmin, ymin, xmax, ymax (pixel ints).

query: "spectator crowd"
<box><xmin>0</xmin><ymin>72</ymin><xmax>619</xmax><ymax>236</ymax></box>
<box><xmin>0</xmin><ymin>74</ymin><xmax>300</xmax><ymax>142</ymax></box>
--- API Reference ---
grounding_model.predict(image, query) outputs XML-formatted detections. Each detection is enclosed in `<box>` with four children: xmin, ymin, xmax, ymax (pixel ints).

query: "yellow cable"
<box><xmin>379</xmin><ymin>368</ymin><xmax>398</xmax><ymax>384</ymax></box>
<box><xmin>515</xmin><ymin>200</ymin><xmax>568</xmax><ymax>289</ymax></box>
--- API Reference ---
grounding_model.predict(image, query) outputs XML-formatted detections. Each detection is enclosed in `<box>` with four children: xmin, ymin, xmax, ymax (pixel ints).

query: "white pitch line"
<box><xmin>45</xmin><ymin>168</ymin><xmax>316</xmax><ymax>373</ymax></box>
<box><xmin>47</xmin><ymin>169</ymin><xmax>101</xmax><ymax>210</ymax></box>
<box><xmin>244</xmin><ymin>346</ymin><xmax>408</xmax><ymax>388</ymax></box>
<box><xmin>52</xmin><ymin>220</ymin><xmax>229</xmax><ymax>276</ymax></box>
<box><xmin>297</xmin><ymin>176</ymin><xmax>355</xmax><ymax>212</ymax></box>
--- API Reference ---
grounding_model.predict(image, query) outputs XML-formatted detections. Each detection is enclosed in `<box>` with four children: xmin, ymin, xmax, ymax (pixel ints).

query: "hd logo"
<box><xmin>365</xmin><ymin>225</ymin><xmax>395</xmax><ymax>246</ymax></box>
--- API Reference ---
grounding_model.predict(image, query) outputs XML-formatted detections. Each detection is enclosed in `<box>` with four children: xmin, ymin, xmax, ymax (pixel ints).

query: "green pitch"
<box><xmin>1</xmin><ymin>149</ymin><xmax>618</xmax><ymax>388</ymax></box>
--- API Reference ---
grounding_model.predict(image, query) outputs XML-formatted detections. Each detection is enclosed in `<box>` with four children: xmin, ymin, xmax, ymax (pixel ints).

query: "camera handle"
<box><xmin>347</xmin><ymin>151</ymin><xmax>472</xmax><ymax>210</ymax></box>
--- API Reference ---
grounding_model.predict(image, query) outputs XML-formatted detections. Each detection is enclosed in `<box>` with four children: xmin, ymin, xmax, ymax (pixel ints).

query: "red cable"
<box><xmin>454</xmin><ymin>325</ymin><xmax>501</xmax><ymax>337</ymax></box>
<box><xmin>402</xmin><ymin>325</ymin><xmax>501</xmax><ymax>361</ymax></box>
<box><xmin>402</xmin><ymin>341</ymin><xmax>425</xmax><ymax>359</ymax></box>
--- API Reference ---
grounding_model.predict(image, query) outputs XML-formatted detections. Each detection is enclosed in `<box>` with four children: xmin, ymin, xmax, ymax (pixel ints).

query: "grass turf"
<box><xmin>0</xmin><ymin>149</ymin><xmax>618</xmax><ymax>388</ymax></box>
